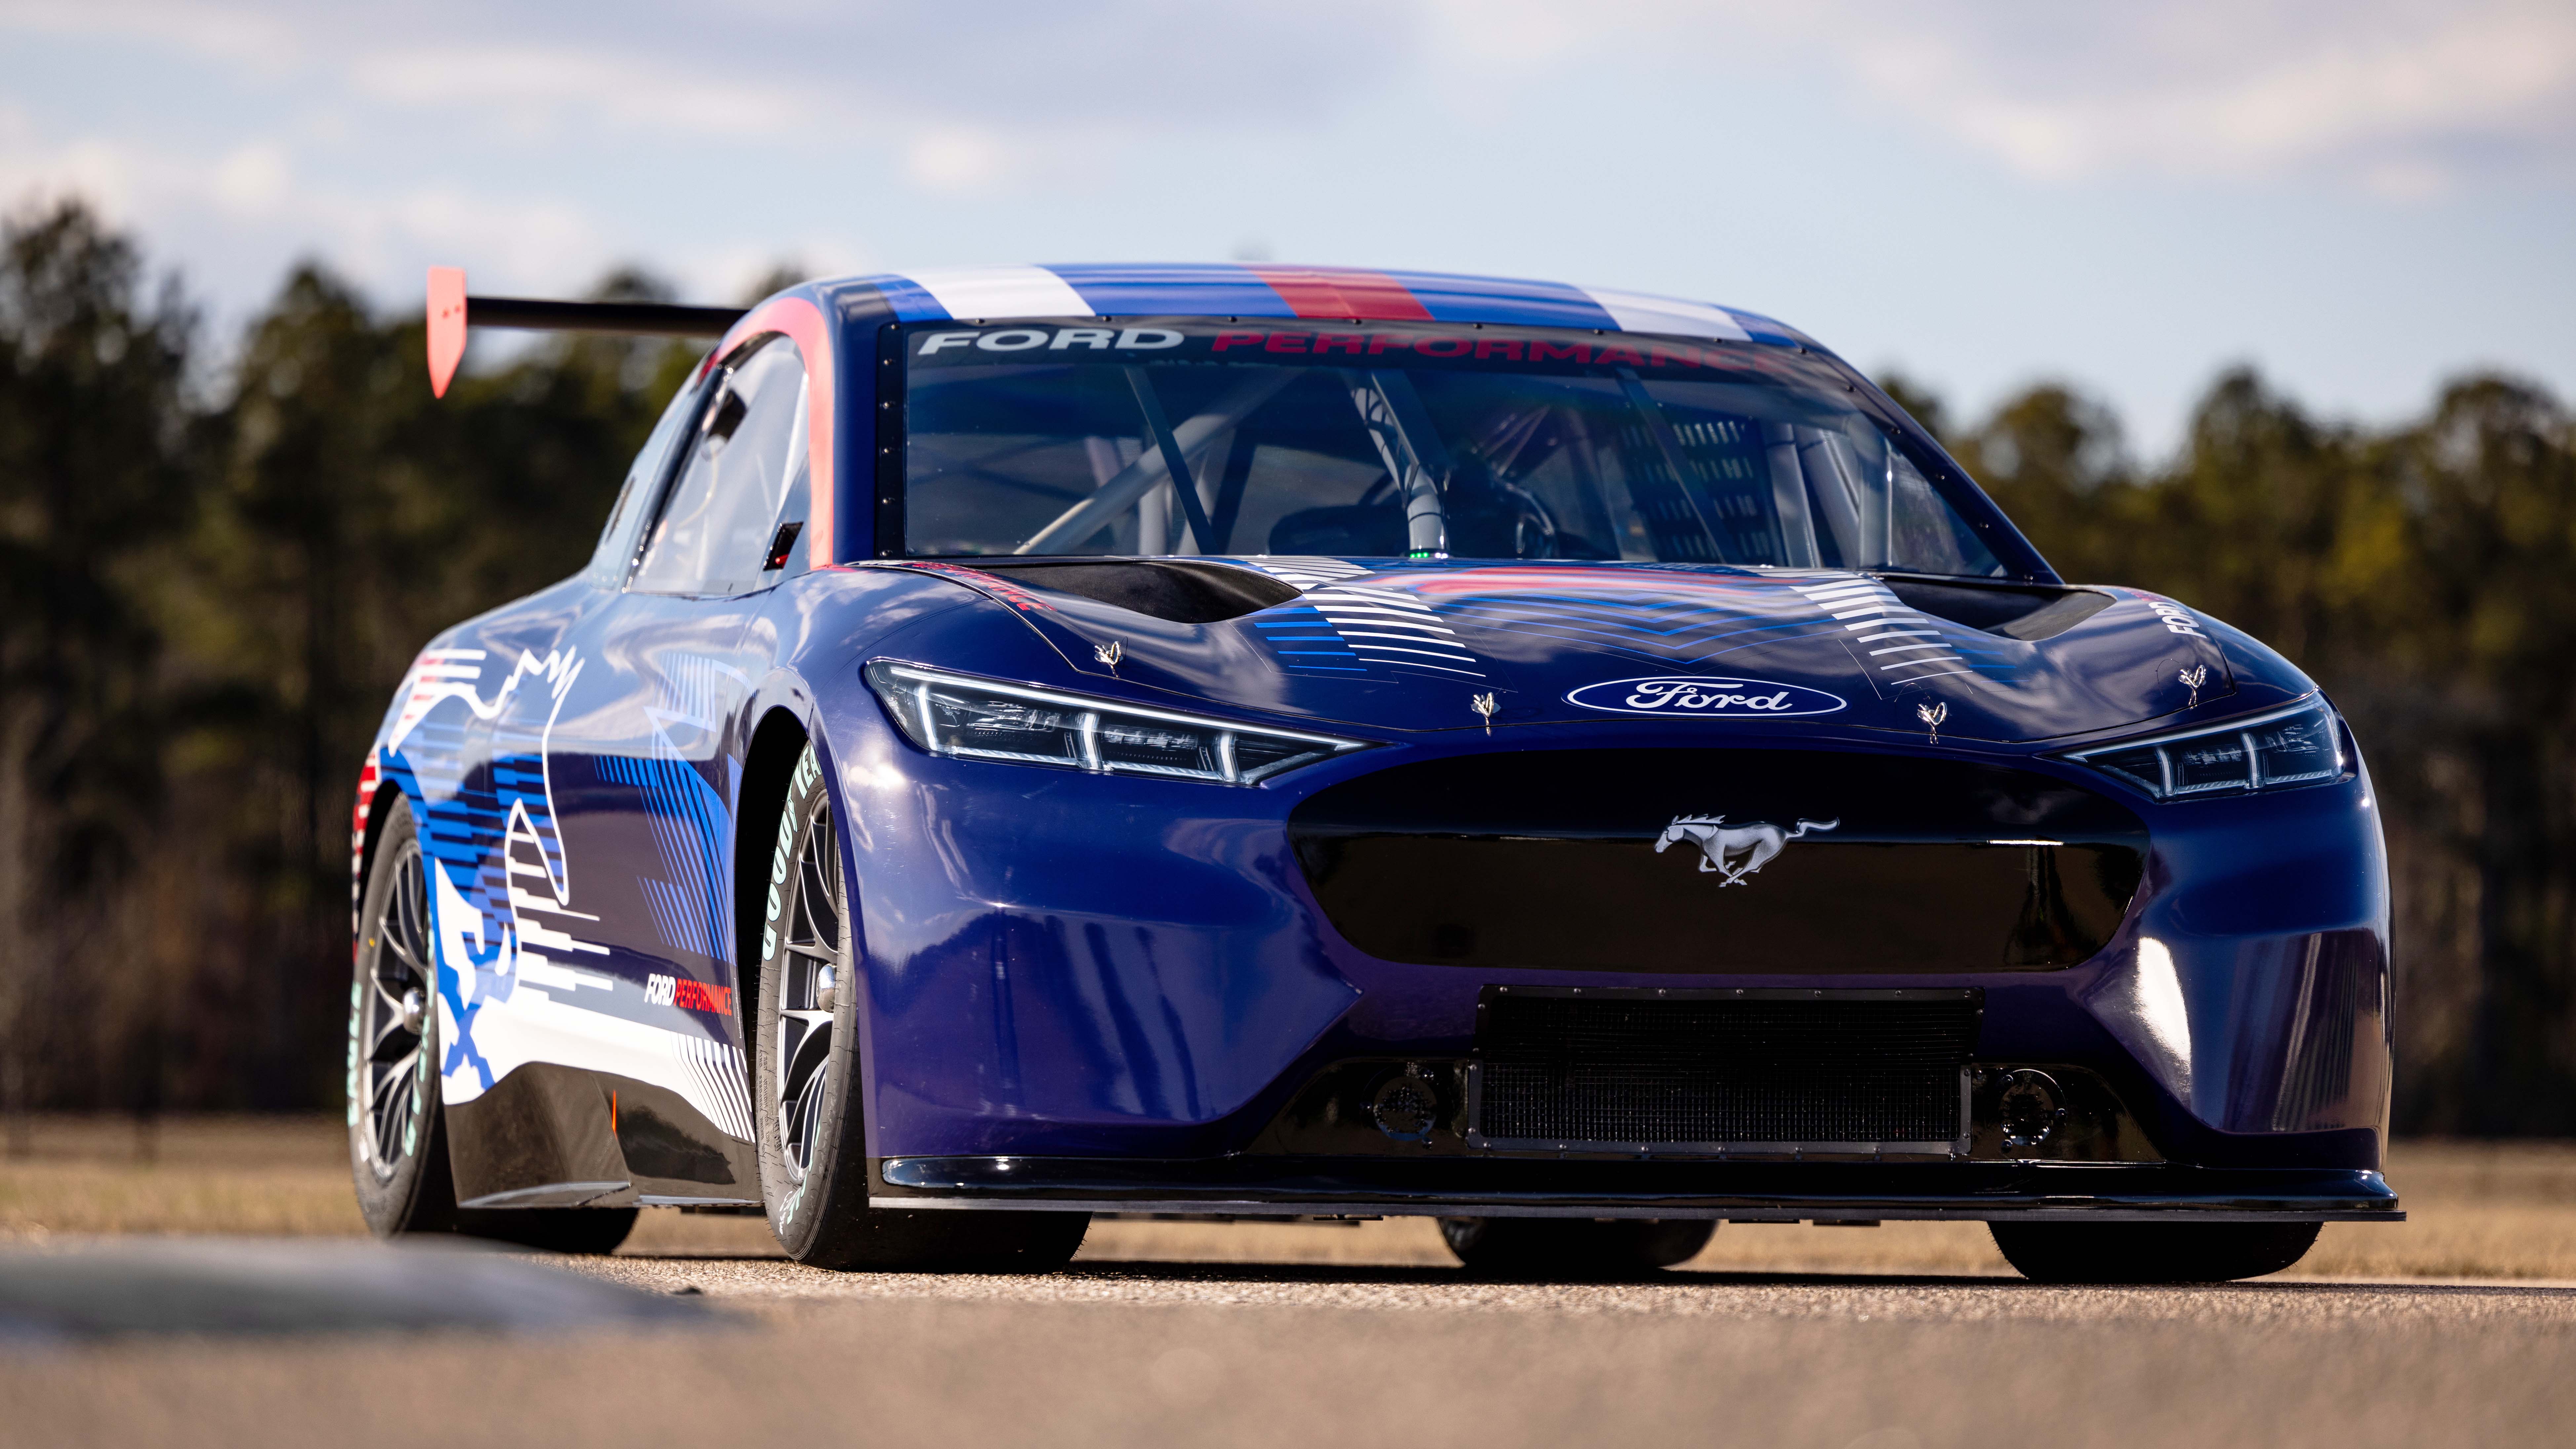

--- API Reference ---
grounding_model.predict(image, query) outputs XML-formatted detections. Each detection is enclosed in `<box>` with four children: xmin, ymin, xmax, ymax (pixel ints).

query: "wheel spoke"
<box><xmin>367</xmin><ymin>1066</ymin><xmax>411</xmax><ymax>1163</ymax></box>
<box><xmin>780</xmin><ymin>1016</ymin><xmax>832</xmax><ymax>1096</ymax></box>
<box><xmin>796</xmin><ymin>821</ymin><xmax>839</xmax><ymax>947</ymax></box>
<box><xmin>354</xmin><ymin>838</ymin><xmax>435</xmax><ymax>1184</ymax></box>
<box><xmin>380</xmin><ymin>932</ymin><xmax>422</xmax><ymax>972</ymax></box>
<box><xmin>370</xmin><ymin>1023</ymin><xmax>419</xmax><ymax>1065</ymax></box>
<box><xmin>394</xmin><ymin>860</ymin><xmax>425</xmax><ymax>951</ymax></box>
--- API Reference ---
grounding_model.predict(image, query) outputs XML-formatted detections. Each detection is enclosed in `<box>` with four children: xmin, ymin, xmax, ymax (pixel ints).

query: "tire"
<box><xmin>1439</xmin><ymin>1217</ymin><xmax>1715</xmax><ymax>1277</ymax></box>
<box><xmin>1989</xmin><ymin>1221</ymin><xmax>2322</xmax><ymax>1284</ymax></box>
<box><xmin>350</xmin><ymin>796</ymin><xmax>638</xmax><ymax>1255</ymax></box>
<box><xmin>349</xmin><ymin>798</ymin><xmax>459</xmax><ymax>1238</ymax></box>
<box><xmin>752</xmin><ymin>741</ymin><xmax>1088</xmax><ymax>1272</ymax></box>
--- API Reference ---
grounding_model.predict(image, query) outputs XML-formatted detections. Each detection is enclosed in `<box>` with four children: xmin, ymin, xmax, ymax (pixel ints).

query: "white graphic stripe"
<box><xmin>1339</xmin><ymin>624</ymin><xmax>1463</xmax><ymax>639</ymax></box>
<box><xmin>902</xmin><ymin>266</ymin><xmax>1092</xmax><ymax>321</ymax></box>
<box><xmin>675</xmin><ymin>1036</ymin><xmax>757</xmax><ymax>1142</ymax></box>
<box><xmin>1580</xmin><ymin>286</ymin><xmax>1753</xmax><ymax>342</ymax></box>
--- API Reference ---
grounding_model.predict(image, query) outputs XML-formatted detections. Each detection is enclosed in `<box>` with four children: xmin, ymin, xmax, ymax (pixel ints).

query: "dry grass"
<box><xmin>6</xmin><ymin>1116</ymin><xmax>2574</xmax><ymax>1279</ymax></box>
<box><xmin>0</xmin><ymin>1116</ymin><xmax>365</xmax><ymax>1239</ymax></box>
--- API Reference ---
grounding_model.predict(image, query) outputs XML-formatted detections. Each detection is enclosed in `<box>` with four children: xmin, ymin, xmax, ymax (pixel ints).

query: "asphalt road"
<box><xmin>7</xmin><ymin>1249</ymin><xmax>2572</xmax><ymax>1449</ymax></box>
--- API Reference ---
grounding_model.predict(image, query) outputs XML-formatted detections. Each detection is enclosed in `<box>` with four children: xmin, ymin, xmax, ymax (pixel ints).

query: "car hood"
<box><xmin>885</xmin><ymin>557</ymin><xmax>2236</xmax><ymax>744</ymax></box>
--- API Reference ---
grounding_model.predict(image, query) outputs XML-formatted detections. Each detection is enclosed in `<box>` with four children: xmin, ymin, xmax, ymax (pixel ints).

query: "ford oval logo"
<box><xmin>1564</xmin><ymin>676</ymin><xmax>1847</xmax><ymax>718</ymax></box>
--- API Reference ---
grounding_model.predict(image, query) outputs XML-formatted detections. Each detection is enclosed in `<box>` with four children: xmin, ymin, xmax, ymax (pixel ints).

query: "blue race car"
<box><xmin>349</xmin><ymin>263</ymin><xmax>2397</xmax><ymax>1281</ymax></box>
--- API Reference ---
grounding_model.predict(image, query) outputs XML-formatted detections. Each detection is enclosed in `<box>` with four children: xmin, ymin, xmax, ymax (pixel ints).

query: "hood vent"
<box><xmin>1879</xmin><ymin>575</ymin><xmax>2112</xmax><ymax>641</ymax></box>
<box><xmin>955</xmin><ymin>558</ymin><xmax>1303</xmax><ymax>624</ymax></box>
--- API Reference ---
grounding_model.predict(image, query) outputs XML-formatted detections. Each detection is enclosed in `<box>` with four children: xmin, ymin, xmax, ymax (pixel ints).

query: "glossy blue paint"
<box><xmin>356</xmin><ymin>265</ymin><xmax>2394</xmax><ymax>1214</ymax></box>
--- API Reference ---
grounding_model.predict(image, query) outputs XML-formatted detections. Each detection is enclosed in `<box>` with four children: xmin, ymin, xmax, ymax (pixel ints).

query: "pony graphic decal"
<box><xmin>1654</xmin><ymin>814</ymin><xmax>1839</xmax><ymax>887</ymax></box>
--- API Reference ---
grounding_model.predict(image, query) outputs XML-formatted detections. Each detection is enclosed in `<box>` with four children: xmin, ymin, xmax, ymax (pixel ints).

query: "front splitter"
<box><xmin>872</xmin><ymin>1156</ymin><xmax>2402</xmax><ymax>1223</ymax></box>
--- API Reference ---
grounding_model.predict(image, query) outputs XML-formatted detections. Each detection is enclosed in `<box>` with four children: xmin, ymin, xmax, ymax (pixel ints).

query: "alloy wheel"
<box><xmin>775</xmin><ymin>800</ymin><xmax>843</xmax><ymax>1182</ymax></box>
<box><xmin>354</xmin><ymin>841</ymin><xmax>433</xmax><ymax>1180</ymax></box>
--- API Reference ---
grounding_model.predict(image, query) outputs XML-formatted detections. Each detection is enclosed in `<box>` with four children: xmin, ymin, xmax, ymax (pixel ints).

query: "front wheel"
<box><xmin>1440</xmin><ymin>1217</ymin><xmax>1714</xmax><ymax>1277</ymax></box>
<box><xmin>1989</xmin><ymin>1221</ymin><xmax>2321</xmax><ymax>1283</ymax></box>
<box><xmin>752</xmin><ymin>742</ymin><xmax>1088</xmax><ymax>1272</ymax></box>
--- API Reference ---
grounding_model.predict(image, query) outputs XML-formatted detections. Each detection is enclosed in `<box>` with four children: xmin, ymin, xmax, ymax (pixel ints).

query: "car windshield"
<box><xmin>896</xmin><ymin>319</ymin><xmax>2010</xmax><ymax>576</ymax></box>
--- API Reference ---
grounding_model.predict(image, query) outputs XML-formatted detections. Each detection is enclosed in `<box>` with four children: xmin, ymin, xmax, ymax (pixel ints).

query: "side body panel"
<box><xmin>356</xmin><ymin>286</ymin><xmax>882</xmax><ymax>1207</ymax></box>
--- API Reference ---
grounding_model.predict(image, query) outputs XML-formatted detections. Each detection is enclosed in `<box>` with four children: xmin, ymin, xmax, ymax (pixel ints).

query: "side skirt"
<box><xmin>446</xmin><ymin>1062</ymin><xmax>761</xmax><ymax>1208</ymax></box>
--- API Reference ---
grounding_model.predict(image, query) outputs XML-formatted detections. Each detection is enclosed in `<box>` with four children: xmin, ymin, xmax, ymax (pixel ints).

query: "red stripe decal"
<box><xmin>720</xmin><ymin>297</ymin><xmax>837</xmax><ymax>568</ymax></box>
<box><xmin>1243</xmin><ymin>266</ymin><xmax>1433</xmax><ymax>322</ymax></box>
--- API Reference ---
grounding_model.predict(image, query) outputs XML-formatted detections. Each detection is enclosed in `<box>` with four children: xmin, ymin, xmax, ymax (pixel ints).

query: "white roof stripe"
<box><xmin>901</xmin><ymin>266</ymin><xmax>1093</xmax><ymax>321</ymax></box>
<box><xmin>1579</xmin><ymin>286</ymin><xmax>1752</xmax><ymax>343</ymax></box>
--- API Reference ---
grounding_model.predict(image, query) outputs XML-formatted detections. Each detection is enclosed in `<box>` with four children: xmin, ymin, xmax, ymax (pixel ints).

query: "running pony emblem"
<box><xmin>1654</xmin><ymin>815</ymin><xmax>1839</xmax><ymax>887</ymax></box>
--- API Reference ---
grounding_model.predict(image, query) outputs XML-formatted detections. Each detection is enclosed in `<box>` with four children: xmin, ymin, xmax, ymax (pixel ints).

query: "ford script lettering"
<box><xmin>1565</xmin><ymin>676</ymin><xmax>1846</xmax><ymax>718</ymax></box>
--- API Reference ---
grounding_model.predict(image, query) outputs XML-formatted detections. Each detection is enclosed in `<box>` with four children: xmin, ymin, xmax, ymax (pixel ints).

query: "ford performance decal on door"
<box><xmin>1565</xmin><ymin>677</ymin><xmax>1847</xmax><ymax>717</ymax></box>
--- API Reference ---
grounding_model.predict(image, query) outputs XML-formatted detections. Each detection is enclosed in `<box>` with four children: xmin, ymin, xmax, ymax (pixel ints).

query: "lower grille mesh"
<box><xmin>1473</xmin><ymin>992</ymin><xmax>1979</xmax><ymax>1148</ymax></box>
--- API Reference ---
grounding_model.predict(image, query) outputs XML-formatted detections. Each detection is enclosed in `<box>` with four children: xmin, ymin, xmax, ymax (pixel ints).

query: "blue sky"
<box><xmin>4</xmin><ymin>0</ymin><xmax>2570</xmax><ymax>456</ymax></box>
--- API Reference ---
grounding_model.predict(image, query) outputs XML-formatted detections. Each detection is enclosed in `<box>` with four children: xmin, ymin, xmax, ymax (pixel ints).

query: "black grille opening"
<box><xmin>1289</xmin><ymin>750</ymin><xmax>2149</xmax><ymax>975</ymax></box>
<box><xmin>1472</xmin><ymin>990</ymin><xmax>1980</xmax><ymax>1149</ymax></box>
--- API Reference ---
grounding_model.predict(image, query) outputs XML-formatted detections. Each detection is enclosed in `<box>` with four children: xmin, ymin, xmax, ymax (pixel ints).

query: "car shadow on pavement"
<box><xmin>1034</xmin><ymin>1260</ymin><xmax>2576</xmax><ymax>1296</ymax></box>
<box><xmin>599</xmin><ymin>1251</ymin><xmax>2576</xmax><ymax>1298</ymax></box>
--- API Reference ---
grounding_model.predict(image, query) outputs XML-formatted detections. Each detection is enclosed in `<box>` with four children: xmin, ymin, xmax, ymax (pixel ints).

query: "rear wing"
<box><xmin>426</xmin><ymin>266</ymin><xmax>745</xmax><ymax>396</ymax></box>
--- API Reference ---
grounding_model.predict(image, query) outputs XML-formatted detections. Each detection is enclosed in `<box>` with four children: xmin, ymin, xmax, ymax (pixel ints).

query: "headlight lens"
<box><xmin>2060</xmin><ymin>699</ymin><xmax>2345</xmax><ymax>801</ymax></box>
<box><xmin>863</xmin><ymin>661</ymin><xmax>1371</xmax><ymax>786</ymax></box>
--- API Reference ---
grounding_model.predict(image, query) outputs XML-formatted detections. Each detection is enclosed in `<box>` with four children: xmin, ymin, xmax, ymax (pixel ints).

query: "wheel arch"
<box><xmin>734</xmin><ymin>706</ymin><xmax>814</xmax><ymax>1063</ymax></box>
<box><xmin>351</xmin><ymin>753</ymin><xmax>411</xmax><ymax>958</ymax></box>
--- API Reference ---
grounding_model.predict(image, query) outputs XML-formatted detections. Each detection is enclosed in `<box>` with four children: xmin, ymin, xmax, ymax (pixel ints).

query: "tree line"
<box><xmin>2</xmin><ymin>198</ymin><xmax>2570</xmax><ymax>1133</ymax></box>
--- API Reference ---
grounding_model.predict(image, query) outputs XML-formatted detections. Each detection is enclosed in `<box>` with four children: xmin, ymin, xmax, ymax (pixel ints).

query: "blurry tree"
<box><xmin>2380</xmin><ymin>379</ymin><xmax>2576</xmax><ymax>1130</ymax></box>
<box><xmin>1944</xmin><ymin>381</ymin><xmax>2134</xmax><ymax>587</ymax></box>
<box><xmin>1873</xmin><ymin>371</ymin><xmax>1953</xmax><ymax>449</ymax></box>
<box><xmin>0</xmin><ymin>200</ymin><xmax>201</xmax><ymax>1136</ymax></box>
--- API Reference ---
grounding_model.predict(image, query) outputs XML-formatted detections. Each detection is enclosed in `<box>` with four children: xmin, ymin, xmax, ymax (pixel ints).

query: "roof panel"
<box><xmin>818</xmin><ymin>264</ymin><xmax>1806</xmax><ymax>346</ymax></box>
<box><xmin>1045</xmin><ymin>262</ymin><xmax>1298</xmax><ymax>319</ymax></box>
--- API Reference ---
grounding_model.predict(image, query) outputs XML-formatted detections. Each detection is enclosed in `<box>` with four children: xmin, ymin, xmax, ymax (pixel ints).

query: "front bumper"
<box><xmin>821</xmin><ymin>652</ymin><xmax>2394</xmax><ymax>1184</ymax></box>
<box><xmin>871</xmin><ymin>1155</ymin><xmax>2401</xmax><ymax>1222</ymax></box>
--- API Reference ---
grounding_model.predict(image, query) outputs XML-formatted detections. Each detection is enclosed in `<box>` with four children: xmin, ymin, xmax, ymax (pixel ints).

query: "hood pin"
<box><xmin>1094</xmin><ymin>640</ymin><xmax>1123</xmax><ymax>671</ymax></box>
<box><xmin>1470</xmin><ymin>691</ymin><xmax>1498</xmax><ymax>735</ymax></box>
<box><xmin>2178</xmin><ymin>664</ymin><xmax>2206</xmax><ymax>709</ymax></box>
<box><xmin>1916</xmin><ymin>700</ymin><xmax>1947</xmax><ymax>745</ymax></box>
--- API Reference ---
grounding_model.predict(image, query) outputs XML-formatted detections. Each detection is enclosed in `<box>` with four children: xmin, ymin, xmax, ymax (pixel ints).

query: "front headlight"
<box><xmin>863</xmin><ymin>661</ymin><xmax>1372</xmax><ymax>786</ymax></box>
<box><xmin>2059</xmin><ymin>698</ymin><xmax>2346</xmax><ymax>802</ymax></box>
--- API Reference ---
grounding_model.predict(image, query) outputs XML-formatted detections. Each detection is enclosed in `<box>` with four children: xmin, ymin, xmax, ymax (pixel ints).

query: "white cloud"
<box><xmin>0</xmin><ymin>104</ymin><xmax>615</xmax><ymax>311</ymax></box>
<box><xmin>904</xmin><ymin>130</ymin><xmax>1011</xmax><ymax>194</ymax></box>
<box><xmin>345</xmin><ymin>44</ymin><xmax>825</xmax><ymax>144</ymax></box>
<box><xmin>1426</xmin><ymin>0</ymin><xmax>2576</xmax><ymax>191</ymax></box>
<box><xmin>211</xmin><ymin>144</ymin><xmax>289</xmax><ymax>216</ymax></box>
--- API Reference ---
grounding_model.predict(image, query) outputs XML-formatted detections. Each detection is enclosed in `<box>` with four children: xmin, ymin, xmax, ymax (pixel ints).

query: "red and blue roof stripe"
<box><xmin>836</xmin><ymin>263</ymin><xmax>1806</xmax><ymax>346</ymax></box>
